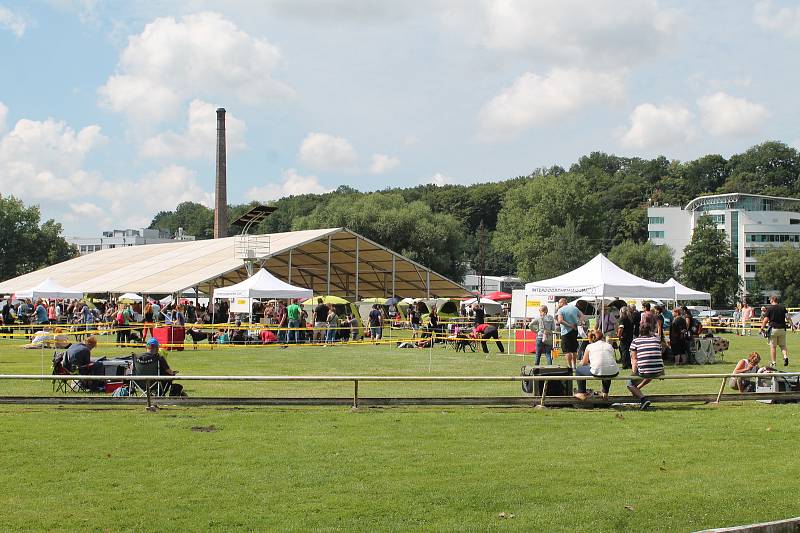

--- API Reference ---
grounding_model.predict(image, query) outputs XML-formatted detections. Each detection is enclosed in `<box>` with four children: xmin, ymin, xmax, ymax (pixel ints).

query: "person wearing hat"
<box><xmin>140</xmin><ymin>338</ymin><xmax>177</xmax><ymax>376</ymax></box>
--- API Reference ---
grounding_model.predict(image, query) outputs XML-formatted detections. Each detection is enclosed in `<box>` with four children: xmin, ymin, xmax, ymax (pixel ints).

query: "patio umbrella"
<box><xmin>316</xmin><ymin>295</ymin><xmax>350</xmax><ymax>304</ymax></box>
<box><xmin>361</xmin><ymin>297</ymin><xmax>387</xmax><ymax>304</ymax></box>
<box><xmin>385</xmin><ymin>297</ymin><xmax>401</xmax><ymax>306</ymax></box>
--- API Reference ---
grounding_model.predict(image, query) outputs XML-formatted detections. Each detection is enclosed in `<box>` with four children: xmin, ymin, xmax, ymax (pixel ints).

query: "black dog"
<box><xmin>186</xmin><ymin>327</ymin><xmax>213</xmax><ymax>349</ymax></box>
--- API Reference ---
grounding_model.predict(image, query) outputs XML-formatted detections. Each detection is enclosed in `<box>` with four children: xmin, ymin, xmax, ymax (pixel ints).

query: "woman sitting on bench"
<box><xmin>573</xmin><ymin>330</ymin><xmax>619</xmax><ymax>401</ymax></box>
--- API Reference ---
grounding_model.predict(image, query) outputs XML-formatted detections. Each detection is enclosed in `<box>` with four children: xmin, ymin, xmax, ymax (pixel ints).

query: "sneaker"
<box><xmin>784</xmin><ymin>357</ymin><xmax>789</xmax><ymax>367</ymax></box>
<box><xmin>639</xmin><ymin>400</ymin><xmax>652</xmax><ymax>411</ymax></box>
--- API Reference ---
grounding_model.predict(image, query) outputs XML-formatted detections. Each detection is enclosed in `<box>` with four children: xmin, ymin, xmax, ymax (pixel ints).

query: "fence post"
<box><xmin>353</xmin><ymin>379</ymin><xmax>359</xmax><ymax>408</ymax></box>
<box><xmin>146</xmin><ymin>380</ymin><xmax>152</xmax><ymax>409</ymax></box>
<box><xmin>714</xmin><ymin>377</ymin><xmax>726</xmax><ymax>404</ymax></box>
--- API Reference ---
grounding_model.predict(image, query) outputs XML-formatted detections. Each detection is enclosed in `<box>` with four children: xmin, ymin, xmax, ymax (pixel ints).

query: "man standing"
<box><xmin>286</xmin><ymin>299</ymin><xmax>301</xmax><ymax>344</ymax></box>
<box><xmin>472</xmin><ymin>303</ymin><xmax>485</xmax><ymax>326</ymax></box>
<box><xmin>616</xmin><ymin>306</ymin><xmax>635</xmax><ymax>369</ymax></box>
<box><xmin>312</xmin><ymin>298</ymin><xmax>329</xmax><ymax>343</ymax></box>
<box><xmin>556</xmin><ymin>298</ymin><xmax>583</xmax><ymax>370</ymax></box>
<box><xmin>761</xmin><ymin>295</ymin><xmax>794</xmax><ymax>367</ymax></box>
<box><xmin>368</xmin><ymin>304</ymin><xmax>383</xmax><ymax>343</ymax></box>
<box><xmin>741</xmin><ymin>302</ymin><xmax>754</xmax><ymax>336</ymax></box>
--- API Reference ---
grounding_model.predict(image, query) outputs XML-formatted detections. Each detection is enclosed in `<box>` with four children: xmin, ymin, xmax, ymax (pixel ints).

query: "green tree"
<box><xmin>0</xmin><ymin>194</ymin><xmax>78</xmax><ymax>281</ymax></box>
<box><xmin>721</xmin><ymin>141</ymin><xmax>800</xmax><ymax>197</ymax></box>
<box><xmin>679</xmin><ymin>215</ymin><xmax>741</xmax><ymax>306</ymax></box>
<box><xmin>608</xmin><ymin>240</ymin><xmax>675</xmax><ymax>283</ymax></box>
<box><xmin>291</xmin><ymin>192</ymin><xmax>466</xmax><ymax>280</ymax></box>
<box><xmin>150</xmin><ymin>201</ymin><xmax>214</xmax><ymax>239</ymax></box>
<box><xmin>753</xmin><ymin>245</ymin><xmax>800</xmax><ymax>306</ymax></box>
<box><xmin>493</xmin><ymin>174</ymin><xmax>602</xmax><ymax>280</ymax></box>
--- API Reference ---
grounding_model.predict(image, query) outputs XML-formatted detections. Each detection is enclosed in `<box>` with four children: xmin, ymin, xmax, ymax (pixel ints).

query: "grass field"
<box><xmin>1</xmin><ymin>332</ymin><xmax>799</xmax><ymax>531</ymax></box>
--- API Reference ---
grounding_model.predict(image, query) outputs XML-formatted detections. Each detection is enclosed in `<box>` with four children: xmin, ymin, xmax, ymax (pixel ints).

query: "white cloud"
<box><xmin>69</xmin><ymin>201</ymin><xmax>104</xmax><ymax>219</ymax></box>
<box><xmin>298</xmin><ymin>132</ymin><xmax>358</xmax><ymax>171</ymax></box>
<box><xmin>0</xmin><ymin>6</ymin><xmax>27</xmax><ymax>37</ymax></box>
<box><xmin>97</xmin><ymin>165</ymin><xmax>214</xmax><ymax>228</ymax></box>
<box><xmin>0</xmin><ymin>101</ymin><xmax>7</xmax><ymax>133</ymax></box>
<box><xmin>141</xmin><ymin>99</ymin><xmax>246</xmax><ymax>159</ymax></box>
<box><xmin>446</xmin><ymin>0</ymin><xmax>678</xmax><ymax>67</ymax></box>
<box><xmin>0</xmin><ymin>115</ymin><xmax>107</xmax><ymax>200</ymax></box>
<box><xmin>620</xmin><ymin>103</ymin><xmax>694</xmax><ymax>149</ymax></box>
<box><xmin>478</xmin><ymin>68</ymin><xmax>624</xmax><ymax>140</ymax></box>
<box><xmin>246</xmin><ymin>168</ymin><xmax>330</xmax><ymax>201</ymax></box>
<box><xmin>369</xmin><ymin>154</ymin><xmax>399</xmax><ymax>174</ymax></box>
<box><xmin>754</xmin><ymin>0</ymin><xmax>800</xmax><ymax>38</ymax></box>
<box><xmin>425</xmin><ymin>172</ymin><xmax>457</xmax><ymax>186</ymax></box>
<box><xmin>98</xmin><ymin>12</ymin><xmax>292</xmax><ymax>123</ymax></box>
<box><xmin>697</xmin><ymin>92</ymin><xmax>769</xmax><ymax>137</ymax></box>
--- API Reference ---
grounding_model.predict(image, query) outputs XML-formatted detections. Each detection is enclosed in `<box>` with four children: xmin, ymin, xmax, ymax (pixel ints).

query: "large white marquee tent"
<box><xmin>525</xmin><ymin>254</ymin><xmax>676</xmax><ymax>300</ymax></box>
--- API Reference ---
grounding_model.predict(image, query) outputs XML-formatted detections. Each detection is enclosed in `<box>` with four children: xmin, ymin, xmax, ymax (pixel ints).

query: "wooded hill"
<box><xmin>150</xmin><ymin>141</ymin><xmax>800</xmax><ymax>286</ymax></box>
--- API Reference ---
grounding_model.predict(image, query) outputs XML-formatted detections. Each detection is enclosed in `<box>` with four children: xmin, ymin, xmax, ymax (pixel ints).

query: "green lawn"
<box><xmin>0</xmin><ymin>332</ymin><xmax>799</xmax><ymax>531</ymax></box>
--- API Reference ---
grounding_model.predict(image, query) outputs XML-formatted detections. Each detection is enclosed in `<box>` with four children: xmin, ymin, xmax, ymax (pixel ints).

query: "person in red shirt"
<box><xmin>471</xmin><ymin>323</ymin><xmax>504</xmax><ymax>354</ymax></box>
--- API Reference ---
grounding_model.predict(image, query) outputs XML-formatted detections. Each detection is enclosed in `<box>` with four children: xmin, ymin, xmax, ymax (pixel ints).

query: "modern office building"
<box><xmin>67</xmin><ymin>228</ymin><xmax>195</xmax><ymax>255</ymax></box>
<box><xmin>462</xmin><ymin>274</ymin><xmax>525</xmax><ymax>294</ymax></box>
<box><xmin>647</xmin><ymin>193</ymin><xmax>800</xmax><ymax>296</ymax></box>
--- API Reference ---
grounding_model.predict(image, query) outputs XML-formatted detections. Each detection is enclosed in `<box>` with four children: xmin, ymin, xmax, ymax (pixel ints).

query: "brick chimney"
<box><xmin>214</xmin><ymin>107</ymin><xmax>228</xmax><ymax>239</ymax></box>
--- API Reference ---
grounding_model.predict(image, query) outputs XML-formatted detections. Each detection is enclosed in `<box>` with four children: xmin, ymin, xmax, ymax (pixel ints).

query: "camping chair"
<box><xmin>51</xmin><ymin>349</ymin><xmax>83</xmax><ymax>393</ymax></box>
<box><xmin>129</xmin><ymin>354</ymin><xmax>172</xmax><ymax>397</ymax></box>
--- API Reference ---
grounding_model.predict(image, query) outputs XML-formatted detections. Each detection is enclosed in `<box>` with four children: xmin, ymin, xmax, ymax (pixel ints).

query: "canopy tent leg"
<box><xmin>288</xmin><ymin>249</ymin><xmax>292</xmax><ymax>284</ymax></box>
<box><xmin>392</xmin><ymin>255</ymin><xmax>396</xmax><ymax>301</ymax></box>
<box><xmin>327</xmin><ymin>236</ymin><xmax>331</xmax><ymax>295</ymax></box>
<box><xmin>355</xmin><ymin>238</ymin><xmax>359</xmax><ymax>302</ymax></box>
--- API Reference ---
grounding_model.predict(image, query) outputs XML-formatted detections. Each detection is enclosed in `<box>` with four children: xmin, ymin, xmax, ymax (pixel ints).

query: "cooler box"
<box><xmin>533</xmin><ymin>366</ymin><xmax>572</xmax><ymax>397</ymax></box>
<box><xmin>153</xmin><ymin>326</ymin><xmax>186</xmax><ymax>351</ymax></box>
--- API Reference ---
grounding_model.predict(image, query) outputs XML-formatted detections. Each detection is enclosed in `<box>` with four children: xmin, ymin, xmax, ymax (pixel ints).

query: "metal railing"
<box><xmin>3</xmin><ymin>372</ymin><xmax>800</xmax><ymax>408</ymax></box>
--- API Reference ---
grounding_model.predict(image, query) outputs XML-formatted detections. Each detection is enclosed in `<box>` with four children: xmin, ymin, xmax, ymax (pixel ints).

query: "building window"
<box><xmin>730</xmin><ymin>211</ymin><xmax>738</xmax><ymax>258</ymax></box>
<box><xmin>709</xmin><ymin>214</ymin><xmax>725</xmax><ymax>224</ymax></box>
<box><xmin>791</xmin><ymin>218</ymin><xmax>800</xmax><ymax>225</ymax></box>
<box><xmin>648</xmin><ymin>216</ymin><xmax>665</xmax><ymax>224</ymax></box>
<box><xmin>649</xmin><ymin>231</ymin><xmax>665</xmax><ymax>238</ymax></box>
<box><xmin>745</xmin><ymin>264</ymin><xmax>757</xmax><ymax>273</ymax></box>
<box><xmin>745</xmin><ymin>279</ymin><xmax>759</xmax><ymax>290</ymax></box>
<box><xmin>746</xmin><ymin>233</ymin><xmax>800</xmax><ymax>243</ymax></box>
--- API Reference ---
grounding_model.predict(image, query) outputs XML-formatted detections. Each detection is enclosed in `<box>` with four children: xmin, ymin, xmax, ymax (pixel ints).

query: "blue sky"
<box><xmin>1</xmin><ymin>0</ymin><xmax>799</xmax><ymax>236</ymax></box>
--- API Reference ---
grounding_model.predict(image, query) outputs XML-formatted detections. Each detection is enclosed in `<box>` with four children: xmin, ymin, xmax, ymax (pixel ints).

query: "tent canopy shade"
<box><xmin>0</xmin><ymin>228</ymin><xmax>471</xmax><ymax>299</ymax></box>
<box><xmin>525</xmin><ymin>254</ymin><xmax>676</xmax><ymax>300</ymax></box>
<box><xmin>212</xmin><ymin>268</ymin><xmax>312</xmax><ymax>300</ymax></box>
<box><xmin>662</xmin><ymin>278</ymin><xmax>711</xmax><ymax>301</ymax></box>
<box><xmin>14</xmin><ymin>278</ymin><xmax>83</xmax><ymax>300</ymax></box>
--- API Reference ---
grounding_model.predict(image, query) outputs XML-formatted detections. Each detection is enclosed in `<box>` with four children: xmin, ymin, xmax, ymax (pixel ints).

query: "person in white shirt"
<box><xmin>574</xmin><ymin>330</ymin><xmax>619</xmax><ymax>401</ymax></box>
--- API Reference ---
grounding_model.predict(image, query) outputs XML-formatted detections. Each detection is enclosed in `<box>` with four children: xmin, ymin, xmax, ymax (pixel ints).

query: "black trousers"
<box><xmin>480</xmin><ymin>326</ymin><xmax>504</xmax><ymax>353</ymax></box>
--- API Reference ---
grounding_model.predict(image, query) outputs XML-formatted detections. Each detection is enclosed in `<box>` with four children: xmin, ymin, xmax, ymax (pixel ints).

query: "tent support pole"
<box><xmin>426</xmin><ymin>271</ymin><xmax>430</xmax><ymax>300</ymax></box>
<box><xmin>392</xmin><ymin>255</ymin><xmax>396</xmax><ymax>300</ymax></box>
<box><xmin>327</xmin><ymin>236</ymin><xmax>331</xmax><ymax>295</ymax></box>
<box><xmin>355</xmin><ymin>239</ymin><xmax>360</xmax><ymax>301</ymax></box>
<box><xmin>288</xmin><ymin>249</ymin><xmax>292</xmax><ymax>284</ymax></box>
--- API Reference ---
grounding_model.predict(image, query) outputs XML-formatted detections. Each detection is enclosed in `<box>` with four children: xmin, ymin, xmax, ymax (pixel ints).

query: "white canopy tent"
<box><xmin>14</xmin><ymin>278</ymin><xmax>83</xmax><ymax>300</ymax></box>
<box><xmin>118</xmin><ymin>292</ymin><xmax>143</xmax><ymax>303</ymax></box>
<box><xmin>662</xmin><ymin>278</ymin><xmax>711</xmax><ymax>301</ymax></box>
<box><xmin>213</xmin><ymin>268</ymin><xmax>313</xmax><ymax>323</ymax></box>
<box><xmin>212</xmin><ymin>268</ymin><xmax>313</xmax><ymax>300</ymax></box>
<box><xmin>525</xmin><ymin>254</ymin><xmax>676</xmax><ymax>300</ymax></box>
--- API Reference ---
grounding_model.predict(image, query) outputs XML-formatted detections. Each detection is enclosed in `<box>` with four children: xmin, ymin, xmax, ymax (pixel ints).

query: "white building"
<box><xmin>67</xmin><ymin>228</ymin><xmax>195</xmax><ymax>255</ymax></box>
<box><xmin>648</xmin><ymin>193</ymin><xmax>800</xmax><ymax>296</ymax></box>
<box><xmin>462</xmin><ymin>274</ymin><xmax>525</xmax><ymax>294</ymax></box>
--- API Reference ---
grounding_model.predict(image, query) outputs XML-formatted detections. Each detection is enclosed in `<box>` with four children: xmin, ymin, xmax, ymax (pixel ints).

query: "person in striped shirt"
<box><xmin>626</xmin><ymin>322</ymin><xmax>664</xmax><ymax>410</ymax></box>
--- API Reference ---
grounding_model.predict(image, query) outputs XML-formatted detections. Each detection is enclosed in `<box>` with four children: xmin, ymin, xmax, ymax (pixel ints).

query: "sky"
<box><xmin>0</xmin><ymin>0</ymin><xmax>799</xmax><ymax>237</ymax></box>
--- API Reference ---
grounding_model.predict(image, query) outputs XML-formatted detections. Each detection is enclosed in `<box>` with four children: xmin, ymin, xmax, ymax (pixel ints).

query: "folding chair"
<box><xmin>51</xmin><ymin>349</ymin><xmax>83</xmax><ymax>393</ymax></box>
<box><xmin>130</xmin><ymin>354</ymin><xmax>172</xmax><ymax>397</ymax></box>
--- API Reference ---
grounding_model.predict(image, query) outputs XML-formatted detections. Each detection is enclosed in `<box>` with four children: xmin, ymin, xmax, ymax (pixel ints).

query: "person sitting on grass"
<box><xmin>574</xmin><ymin>330</ymin><xmax>619</xmax><ymax>401</ymax></box>
<box><xmin>626</xmin><ymin>322</ymin><xmax>664</xmax><ymax>411</ymax></box>
<box><xmin>728</xmin><ymin>352</ymin><xmax>761</xmax><ymax>393</ymax></box>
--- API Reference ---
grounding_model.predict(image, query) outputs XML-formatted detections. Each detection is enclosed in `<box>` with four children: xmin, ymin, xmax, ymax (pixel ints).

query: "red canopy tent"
<box><xmin>484</xmin><ymin>291</ymin><xmax>512</xmax><ymax>301</ymax></box>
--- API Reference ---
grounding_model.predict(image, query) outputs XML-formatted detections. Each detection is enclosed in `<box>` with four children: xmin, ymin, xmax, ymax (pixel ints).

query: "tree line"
<box><xmin>149</xmin><ymin>141</ymin><xmax>800</xmax><ymax>305</ymax></box>
<box><xmin>4</xmin><ymin>141</ymin><xmax>800</xmax><ymax>307</ymax></box>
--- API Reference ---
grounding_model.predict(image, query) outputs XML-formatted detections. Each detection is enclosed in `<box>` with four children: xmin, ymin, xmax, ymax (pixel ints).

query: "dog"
<box><xmin>453</xmin><ymin>333</ymin><xmax>475</xmax><ymax>353</ymax></box>
<box><xmin>186</xmin><ymin>327</ymin><xmax>213</xmax><ymax>349</ymax></box>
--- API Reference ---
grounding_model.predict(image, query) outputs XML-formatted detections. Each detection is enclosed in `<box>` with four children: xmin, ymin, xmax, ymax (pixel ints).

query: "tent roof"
<box><xmin>525</xmin><ymin>254</ymin><xmax>676</xmax><ymax>299</ymax></box>
<box><xmin>213</xmin><ymin>268</ymin><xmax>313</xmax><ymax>300</ymax></box>
<box><xmin>0</xmin><ymin>228</ymin><xmax>470</xmax><ymax>298</ymax></box>
<box><xmin>663</xmin><ymin>278</ymin><xmax>711</xmax><ymax>301</ymax></box>
<box><xmin>14</xmin><ymin>277</ymin><xmax>83</xmax><ymax>299</ymax></box>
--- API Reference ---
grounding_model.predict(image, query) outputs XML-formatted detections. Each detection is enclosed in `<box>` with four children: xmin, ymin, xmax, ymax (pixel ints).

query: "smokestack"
<box><xmin>214</xmin><ymin>107</ymin><xmax>228</xmax><ymax>239</ymax></box>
